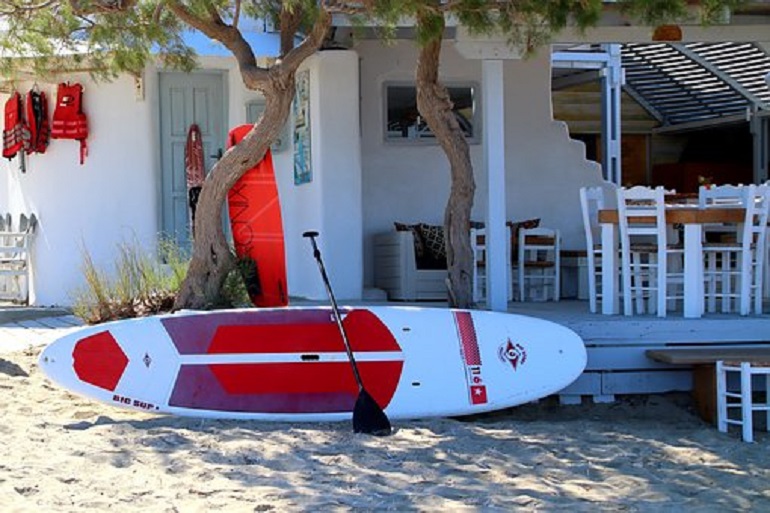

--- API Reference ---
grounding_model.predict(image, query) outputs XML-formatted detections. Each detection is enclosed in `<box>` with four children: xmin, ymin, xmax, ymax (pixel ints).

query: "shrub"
<box><xmin>71</xmin><ymin>237</ymin><xmax>189</xmax><ymax>324</ymax></box>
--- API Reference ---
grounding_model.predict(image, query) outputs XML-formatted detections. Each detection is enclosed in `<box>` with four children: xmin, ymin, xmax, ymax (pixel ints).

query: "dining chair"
<box><xmin>698</xmin><ymin>184</ymin><xmax>746</xmax><ymax>313</ymax></box>
<box><xmin>471</xmin><ymin>227</ymin><xmax>513</xmax><ymax>303</ymax></box>
<box><xmin>616</xmin><ymin>186</ymin><xmax>684</xmax><ymax>317</ymax></box>
<box><xmin>579</xmin><ymin>186</ymin><xmax>604</xmax><ymax>313</ymax></box>
<box><xmin>702</xmin><ymin>184</ymin><xmax>770</xmax><ymax>316</ymax></box>
<box><xmin>716</xmin><ymin>360</ymin><xmax>770</xmax><ymax>443</ymax></box>
<box><xmin>471</xmin><ymin>227</ymin><xmax>486</xmax><ymax>303</ymax></box>
<box><xmin>516</xmin><ymin>227</ymin><xmax>560</xmax><ymax>302</ymax></box>
<box><xmin>698</xmin><ymin>184</ymin><xmax>746</xmax><ymax>208</ymax></box>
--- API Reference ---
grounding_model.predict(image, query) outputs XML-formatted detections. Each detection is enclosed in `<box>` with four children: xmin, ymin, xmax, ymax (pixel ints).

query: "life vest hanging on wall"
<box><xmin>51</xmin><ymin>82</ymin><xmax>88</xmax><ymax>164</ymax></box>
<box><xmin>25</xmin><ymin>88</ymin><xmax>50</xmax><ymax>155</ymax></box>
<box><xmin>2</xmin><ymin>92</ymin><xmax>29</xmax><ymax>160</ymax></box>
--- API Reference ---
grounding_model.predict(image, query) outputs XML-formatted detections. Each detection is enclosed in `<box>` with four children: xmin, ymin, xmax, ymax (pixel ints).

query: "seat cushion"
<box><xmin>417</xmin><ymin>223</ymin><xmax>448</xmax><ymax>270</ymax></box>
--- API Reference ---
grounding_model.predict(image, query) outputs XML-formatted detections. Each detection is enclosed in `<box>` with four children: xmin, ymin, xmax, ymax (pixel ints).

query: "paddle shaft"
<box><xmin>303</xmin><ymin>232</ymin><xmax>365</xmax><ymax>389</ymax></box>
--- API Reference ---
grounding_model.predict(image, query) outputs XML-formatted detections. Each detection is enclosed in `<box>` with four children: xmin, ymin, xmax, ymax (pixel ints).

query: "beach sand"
<box><xmin>2</xmin><ymin>345</ymin><xmax>769</xmax><ymax>512</ymax></box>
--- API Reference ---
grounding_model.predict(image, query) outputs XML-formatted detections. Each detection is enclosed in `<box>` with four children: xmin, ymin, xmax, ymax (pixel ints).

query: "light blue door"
<box><xmin>159</xmin><ymin>72</ymin><xmax>226</xmax><ymax>251</ymax></box>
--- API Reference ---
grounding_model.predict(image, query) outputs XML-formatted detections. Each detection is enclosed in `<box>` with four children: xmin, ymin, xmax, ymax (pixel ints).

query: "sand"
<box><xmin>2</xmin><ymin>345</ymin><xmax>770</xmax><ymax>512</ymax></box>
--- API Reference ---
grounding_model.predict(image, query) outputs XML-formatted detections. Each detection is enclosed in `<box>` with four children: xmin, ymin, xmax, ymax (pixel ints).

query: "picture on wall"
<box><xmin>293</xmin><ymin>70</ymin><xmax>311</xmax><ymax>185</ymax></box>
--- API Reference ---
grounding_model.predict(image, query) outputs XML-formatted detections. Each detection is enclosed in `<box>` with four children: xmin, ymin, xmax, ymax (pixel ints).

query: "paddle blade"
<box><xmin>353</xmin><ymin>389</ymin><xmax>392</xmax><ymax>436</ymax></box>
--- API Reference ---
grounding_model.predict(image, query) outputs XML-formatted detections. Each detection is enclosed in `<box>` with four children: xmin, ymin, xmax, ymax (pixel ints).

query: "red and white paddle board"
<box><xmin>227</xmin><ymin>125</ymin><xmax>288</xmax><ymax>307</ymax></box>
<box><xmin>38</xmin><ymin>307</ymin><xmax>586</xmax><ymax>421</ymax></box>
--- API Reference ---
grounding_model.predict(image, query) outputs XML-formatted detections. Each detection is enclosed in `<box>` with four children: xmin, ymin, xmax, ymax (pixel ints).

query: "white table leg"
<box><xmin>601</xmin><ymin>223</ymin><xmax>619</xmax><ymax>315</ymax></box>
<box><xmin>683</xmin><ymin>223</ymin><xmax>704</xmax><ymax>318</ymax></box>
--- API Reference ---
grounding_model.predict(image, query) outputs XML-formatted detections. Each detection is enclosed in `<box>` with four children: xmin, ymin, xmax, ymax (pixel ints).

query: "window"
<box><xmin>246</xmin><ymin>99</ymin><xmax>289</xmax><ymax>152</ymax></box>
<box><xmin>384</xmin><ymin>82</ymin><xmax>479</xmax><ymax>143</ymax></box>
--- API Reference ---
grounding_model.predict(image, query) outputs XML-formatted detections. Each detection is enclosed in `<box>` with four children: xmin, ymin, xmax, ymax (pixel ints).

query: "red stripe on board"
<box><xmin>454</xmin><ymin>311</ymin><xmax>481</xmax><ymax>365</ymax></box>
<box><xmin>209</xmin><ymin>323</ymin><xmax>342</xmax><ymax>354</ymax></box>
<box><xmin>166</xmin><ymin>309</ymin><xmax>405</xmax><ymax>414</ymax></box>
<box><xmin>210</xmin><ymin>361</ymin><xmax>402</xmax><ymax>396</ymax></box>
<box><xmin>169</xmin><ymin>360</ymin><xmax>403</xmax><ymax>413</ymax></box>
<box><xmin>72</xmin><ymin>331</ymin><xmax>129</xmax><ymax>392</ymax></box>
<box><xmin>207</xmin><ymin>309</ymin><xmax>401</xmax><ymax>354</ymax></box>
<box><xmin>162</xmin><ymin>309</ymin><xmax>337</xmax><ymax>355</ymax></box>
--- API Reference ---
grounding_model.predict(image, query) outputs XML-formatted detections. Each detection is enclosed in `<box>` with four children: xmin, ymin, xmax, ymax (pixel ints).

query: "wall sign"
<box><xmin>293</xmin><ymin>70</ymin><xmax>311</xmax><ymax>185</ymax></box>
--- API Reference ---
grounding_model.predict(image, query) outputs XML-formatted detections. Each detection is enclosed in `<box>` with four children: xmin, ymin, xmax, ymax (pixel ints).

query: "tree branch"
<box><xmin>165</xmin><ymin>0</ymin><xmax>268</xmax><ymax>87</ymax></box>
<box><xmin>278</xmin><ymin>8</ymin><xmax>331</xmax><ymax>73</ymax></box>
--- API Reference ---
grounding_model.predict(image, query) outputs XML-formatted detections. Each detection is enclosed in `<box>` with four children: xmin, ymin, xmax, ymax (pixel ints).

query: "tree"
<box><xmin>165</xmin><ymin>2</ymin><xmax>331</xmax><ymax>309</ymax></box>
<box><xmin>0</xmin><ymin>0</ymin><xmax>746</xmax><ymax>310</ymax></box>
<box><xmin>0</xmin><ymin>0</ymin><xmax>335</xmax><ymax>309</ymax></box>
<box><xmin>369</xmin><ymin>0</ymin><xmax>745</xmax><ymax>309</ymax></box>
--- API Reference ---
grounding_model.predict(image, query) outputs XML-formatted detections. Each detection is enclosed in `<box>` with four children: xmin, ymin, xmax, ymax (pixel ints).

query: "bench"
<box><xmin>646</xmin><ymin>345</ymin><xmax>770</xmax><ymax>424</ymax></box>
<box><xmin>373</xmin><ymin>231</ymin><xmax>447</xmax><ymax>301</ymax></box>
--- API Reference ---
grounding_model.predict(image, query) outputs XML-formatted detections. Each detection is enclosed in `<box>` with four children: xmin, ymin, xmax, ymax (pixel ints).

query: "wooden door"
<box><xmin>159</xmin><ymin>72</ymin><xmax>226</xmax><ymax>251</ymax></box>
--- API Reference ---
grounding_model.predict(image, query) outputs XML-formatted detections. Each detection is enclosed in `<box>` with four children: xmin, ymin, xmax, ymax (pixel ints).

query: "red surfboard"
<box><xmin>227</xmin><ymin>125</ymin><xmax>288</xmax><ymax>307</ymax></box>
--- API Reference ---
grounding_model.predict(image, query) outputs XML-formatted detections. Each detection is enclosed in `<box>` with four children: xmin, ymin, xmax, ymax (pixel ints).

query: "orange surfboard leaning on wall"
<box><xmin>227</xmin><ymin>125</ymin><xmax>288</xmax><ymax>307</ymax></box>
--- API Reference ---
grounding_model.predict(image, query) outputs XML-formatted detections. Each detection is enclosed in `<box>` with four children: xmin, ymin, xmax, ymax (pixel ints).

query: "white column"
<box><xmin>601</xmin><ymin>44</ymin><xmax>623</xmax><ymax>185</ymax></box>
<box><xmin>482</xmin><ymin>59</ymin><xmax>508</xmax><ymax>311</ymax></box>
<box><xmin>751</xmin><ymin>113</ymin><xmax>768</xmax><ymax>184</ymax></box>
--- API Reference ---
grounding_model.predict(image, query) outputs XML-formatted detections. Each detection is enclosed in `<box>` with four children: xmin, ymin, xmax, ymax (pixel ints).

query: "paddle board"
<box><xmin>227</xmin><ymin>124</ymin><xmax>287</xmax><ymax>307</ymax></box>
<box><xmin>38</xmin><ymin>307</ymin><xmax>586</xmax><ymax>421</ymax></box>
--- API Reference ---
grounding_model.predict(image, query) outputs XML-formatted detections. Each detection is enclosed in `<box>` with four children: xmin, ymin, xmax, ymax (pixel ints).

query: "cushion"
<box><xmin>394</xmin><ymin>222</ymin><xmax>426</xmax><ymax>261</ymax></box>
<box><xmin>417</xmin><ymin>223</ymin><xmax>447</xmax><ymax>270</ymax></box>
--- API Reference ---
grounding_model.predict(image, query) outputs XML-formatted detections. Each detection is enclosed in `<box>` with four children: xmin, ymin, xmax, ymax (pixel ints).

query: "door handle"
<box><xmin>210</xmin><ymin>148</ymin><xmax>223</xmax><ymax>160</ymax></box>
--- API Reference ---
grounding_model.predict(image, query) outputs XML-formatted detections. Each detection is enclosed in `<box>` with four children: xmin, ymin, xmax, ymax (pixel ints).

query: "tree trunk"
<box><xmin>415</xmin><ymin>21</ymin><xmax>476</xmax><ymax>309</ymax></box>
<box><xmin>172</xmin><ymin>8</ymin><xmax>330</xmax><ymax>310</ymax></box>
<box><xmin>173</xmin><ymin>78</ymin><xmax>295</xmax><ymax>310</ymax></box>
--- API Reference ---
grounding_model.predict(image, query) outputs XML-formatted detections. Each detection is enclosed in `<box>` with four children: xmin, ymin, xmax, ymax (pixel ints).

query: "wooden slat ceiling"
<box><xmin>621</xmin><ymin>42</ymin><xmax>770</xmax><ymax>128</ymax></box>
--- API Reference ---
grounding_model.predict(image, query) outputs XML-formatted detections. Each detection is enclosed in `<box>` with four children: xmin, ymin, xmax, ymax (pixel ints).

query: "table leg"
<box><xmin>683</xmin><ymin>223</ymin><xmax>704</xmax><ymax>318</ymax></box>
<box><xmin>601</xmin><ymin>223</ymin><xmax>619</xmax><ymax>315</ymax></box>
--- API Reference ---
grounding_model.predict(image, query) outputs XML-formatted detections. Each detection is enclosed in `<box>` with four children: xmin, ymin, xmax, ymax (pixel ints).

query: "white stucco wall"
<box><xmin>282</xmin><ymin>51</ymin><xmax>363</xmax><ymax>301</ymax></box>
<box><xmin>1</xmin><ymin>74</ymin><xmax>157</xmax><ymax>306</ymax></box>
<box><xmin>0</xmin><ymin>50</ymin><xmax>362</xmax><ymax>306</ymax></box>
<box><xmin>357</xmin><ymin>40</ymin><xmax>607</xmax><ymax>289</ymax></box>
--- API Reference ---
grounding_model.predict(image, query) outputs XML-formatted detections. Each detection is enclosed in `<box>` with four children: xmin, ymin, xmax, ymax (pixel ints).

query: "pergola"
<box><xmin>456</xmin><ymin>8</ymin><xmax>770</xmax><ymax>311</ymax></box>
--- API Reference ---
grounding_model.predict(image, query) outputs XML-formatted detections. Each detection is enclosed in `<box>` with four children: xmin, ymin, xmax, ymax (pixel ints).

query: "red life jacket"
<box><xmin>51</xmin><ymin>82</ymin><xmax>88</xmax><ymax>164</ymax></box>
<box><xmin>26</xmin><ymin>89</ymin><xmax>49</xmax><ymax>155</ymax></box>
<box><xmin>2</xmin><ymin>92</ymin><xmax>28</xmax><ymax>160</ymax></box>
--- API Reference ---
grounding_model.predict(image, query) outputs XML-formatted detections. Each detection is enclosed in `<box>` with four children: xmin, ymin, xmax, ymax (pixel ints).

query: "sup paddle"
<box><xmin>303</xmin><ymin>231</ymin><xmax>392</xmax><ymax>436</ymax></box>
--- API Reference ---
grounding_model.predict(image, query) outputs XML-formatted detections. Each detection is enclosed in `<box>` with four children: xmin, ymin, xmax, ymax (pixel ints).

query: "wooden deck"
<box><xmin>492</xmin><ymin>300</ymin><xmax>770</xmax><ymax>401</ymax></box>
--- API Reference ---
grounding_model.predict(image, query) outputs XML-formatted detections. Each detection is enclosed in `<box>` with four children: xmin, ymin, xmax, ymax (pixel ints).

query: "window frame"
<box><xmin>382</xmin><ymin>81</ymin><xmax>481</xmax><ymax>145</ymax></box>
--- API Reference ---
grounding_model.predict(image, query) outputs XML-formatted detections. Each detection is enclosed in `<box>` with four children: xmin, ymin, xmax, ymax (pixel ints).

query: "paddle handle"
<box><xmin>302</xmin><ymin>231</ymin><xmax>364</xmax><ymax>390</ymax></box>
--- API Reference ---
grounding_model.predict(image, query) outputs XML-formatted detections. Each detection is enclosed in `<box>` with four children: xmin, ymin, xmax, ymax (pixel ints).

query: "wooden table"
<box><xmin>598</xmin><ymin>207</ymin><xmax>745</xmax><ymax>318</ymax></box>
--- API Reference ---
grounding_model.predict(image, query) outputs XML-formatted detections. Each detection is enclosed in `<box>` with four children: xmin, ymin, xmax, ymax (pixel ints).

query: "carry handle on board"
<box><xmin>302</xmin><ymin>230</ymin><xmax>392</xmax><ymax>436</ymax></box>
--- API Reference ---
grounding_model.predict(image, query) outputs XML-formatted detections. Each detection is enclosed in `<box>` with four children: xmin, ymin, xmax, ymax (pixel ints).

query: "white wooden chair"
<box><xmin>716</xmin><ymin>360</ymin><xmax>770</xmax><ymax>443</ymax></box>
<box><xmin>0</xmin><ymin>213</ymin><xmax>36</xmax><ymax>304</ymax></box>
<box><xmin>702</xmin><ymin>184</ymin><xmax>770</xmax><ymax>316</ymax></box>
<box><xmin>699</xmin><ymin>184</ymin><xmax>747</xmax><ymax>313</ymax></box>
<box><xmin>616</xmin><ymin>186</ymin><xmax>684</xmax><ymax>317</ymax></box>
<box><xmin>471</xmin><ymin>227</ymin><xmax>486</xmax><ymax>303</ymax></box>
<box><xmin>579</xmin><ymin>186</ymin><xmax>605</xmax><ymax>313</ymax></box>
<box><xmin>472</xmin><ymin>227</ymin><xmax>513</xmax><ymax>303</ymax></box>
<box><xmin>515</xmin><ymin>227</ymin><xmax>560</xmax><ymax>302</ymax></box>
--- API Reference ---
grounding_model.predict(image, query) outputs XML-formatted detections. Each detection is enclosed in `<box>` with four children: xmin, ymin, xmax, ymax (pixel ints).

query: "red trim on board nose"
<box><xmin>72</xmin><ymin>331</ymin><xmax>128</xmax><ymax>391</ymax></box>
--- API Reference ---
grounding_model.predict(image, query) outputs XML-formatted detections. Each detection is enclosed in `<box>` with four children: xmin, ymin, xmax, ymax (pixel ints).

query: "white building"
<box><xmin>2</xmin><ymin>10</ymin><xmax>769</xmax><ymax>307</ymax></box>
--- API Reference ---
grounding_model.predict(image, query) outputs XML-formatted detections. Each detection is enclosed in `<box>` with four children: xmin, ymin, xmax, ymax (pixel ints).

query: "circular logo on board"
<box><xmin>498</xmin><ymin>339</ymin><xmax>527</xmax><ymax>371</ymax></box>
